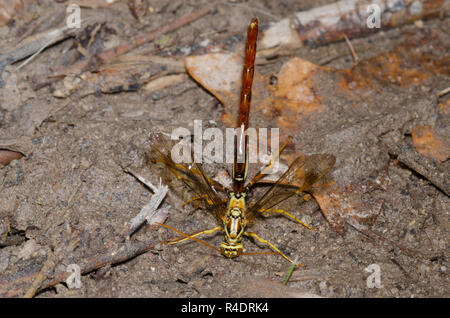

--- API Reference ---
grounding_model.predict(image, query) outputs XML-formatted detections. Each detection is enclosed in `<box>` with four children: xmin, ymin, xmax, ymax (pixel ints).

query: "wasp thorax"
<box><xmin>226</xmin><ymin>208</ymin><xmax>244</xmax><ymax>239</ymax></box>
<box><xmin>221</xmin><ymin>193</ymin><xmax>246</xmax><ymax>258</ymax></box>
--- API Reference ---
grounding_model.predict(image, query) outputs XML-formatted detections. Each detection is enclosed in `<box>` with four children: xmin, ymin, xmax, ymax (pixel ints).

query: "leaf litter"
<box><xmin>0</xmin><ymin>0</ymin><xmax>448</xmax><ymax>298</ymax></box>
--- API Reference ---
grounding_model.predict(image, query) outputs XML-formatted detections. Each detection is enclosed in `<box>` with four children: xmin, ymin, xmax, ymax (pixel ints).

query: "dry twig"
<box><xmin>0</xmin><ymin>236</ymin><xmax>157</xmax><ymax>297</ymax></box>
<box><xmin>437</xmin><ymin>86</ymin><xmax>450</xmax><ymax>97</ymax></box>
<box><xmin>343</xmin><ymin>35</ymin><xmax>359</xmax><ymax>65</ymax></box>
<box><xmin>0</xmin><ymin>17</ymin><xmax>92</xmax><ymax>83</ymax></box>
<box><xmin>23</xmin><ymin>248</ymin><xmax>54</xmax><ymax>298</ymax></box>
<box><xmin>259</xmin><ymin>0</ymin><xmax>450</xmax><ymax>54</ymax></box>
<box><xmin>52</xmin><ymin>5</ymin><xmax>212</xmax><ymax>77</ymax></box>
<box><xmin>123</xmin><ymin>168</ymin><xmax>169</xmax><ymax>238</ymax></box>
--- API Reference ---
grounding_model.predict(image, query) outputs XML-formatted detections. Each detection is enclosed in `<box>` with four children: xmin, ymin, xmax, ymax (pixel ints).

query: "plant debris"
<box><xmin>0</xmin><ymin>0</ymin><xmax>448</xmax><ymax>298</ymax></box>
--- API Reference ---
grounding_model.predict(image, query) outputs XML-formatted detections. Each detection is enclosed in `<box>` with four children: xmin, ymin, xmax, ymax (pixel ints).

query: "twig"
<box><xmin>0</xmin><ymin>16</ymin><xmax>92</xmax><ymax>85</ymax></box>
<box><xmin>0</xmin><ymin>234</ymin><xmax>26</xmax><ymax>247</ymax></box>
<box><xmin>437</xmin><ymin>86</ymin><xmax>450</xmax><ymax>97</ymax></box>
<box><xmin>53</xmin><ymin>5</ymin><xmax>212</xmax><ymax>76</ymax></box>
<box><xmin>390</xmin><ymin>257</ymin><xmax>415</xmax><ymax>281</ymax></box>
<box><xmin>126</xmin><ymin>177</ymin><xmax>169</xmax><ymax>238</ymax></box>
<box><xmin>343</xmin><ymin>35</ymin><xmax>359</xmax><ymax>66</ymax></box>
<box><xmin>1</xmin><ymin>16</ymin><xmax>92</xmax><ymax>68</ymax></box>
<box><xmin>0</xmin><ymin>236</ymin><xmax>157</xmax><ymax>297</ymax></box>
<box><xmin>16</xmin><ymin>33</ymin><xmax>60</xmax><ymax>70</ymax></box>
<box><xmin>23</xmin><ymin>248</ymin><xmax>54</xmax><ymax>298</ymax></box>
<box><xmin>288</xmin><ymin>273</ymin><xmax>323</xmax><ymax>282</ymax></box>
<box><xmin>42</xmin><ymin>239</ymin><xmax>156</xmax><ymax>295</ymax></box>
<box><xmin>87</xmin><ymin>23</ymin><xmax>103</xmax><ymax>50</ymax></box>
<box><xmin>43</xmin><ymin>179</ymin><xmax>84</xmax><ymax>232</ymax></box>
<box><xmin>394</xmin><ymin>147</ymin><xmax>449</xmax><ymax>196</ymax></box>
<box><xmin>118</xmin><ymin>166</ymin><xmax>170</xmax><ymax>241</ymax></box>
<box><xmin>16</xmin><ymin>8</ymin><xmax>66</xmax><ymax>43</ymax></box>
<box><xmin>259</xmin><ymin>0</ymin><xmax>450</xmax><ymax>51</ymax></box>
<box><xmin>124</xmin><ymin>167</ymin><xmax>158</xmax><ymax>192</ymax></box>
<box><xmin>1</xmin><ymin>160</ymin><xmax>170</xmax><ymax>298</ymax></box>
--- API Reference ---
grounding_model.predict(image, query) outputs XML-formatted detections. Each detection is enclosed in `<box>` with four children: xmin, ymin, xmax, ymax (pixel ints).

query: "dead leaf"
<box><xmin>185</xmin><ymin>53</ymin><xmax>267</xmax><ymax>127</ymax></box>
<box><xmin>185</xmin><ymin>54</ymin><xmax>326</xmax><ymax>130</ymax></box>
<box><xmin>186</xmin><ymin>36</ymin><xmax>446</xmax><ymax>135</ymax></box>
<box><xmin>0</xmin><ymin>149</ymin><xmax>22</xmax><ymax>166</ymax></box>
<box><xmin>0</xmin><ymin>137</ymin><xmax>31</xmax><ymax>166</ymax></box>
<box><xmin>412</xmin><ymin>125</ymin><xmax>450</xmax><ymax>162</ymax></box>
<box><xmin>311</xmin><ymin>175</ymin><xmax>387</xmax><ymax>234</ymax></box>
<box><xmin>0</xmin><ymin>0</ymin><xmax>23</xmax><ymax>27</ymax></box>
<box><xmin>144</xmin><ymin>74</ymin><xmax>187</xmax><ymax>92</ymax></box>
<box><xmin>0</xmin><ymin>136</ymin><xmax>32</xmax><ymax>156</ymax></box>
<box><xmin>261</xmin><ymin>57</ymin><xmax>325</xmax><ymax>129</ymax></box>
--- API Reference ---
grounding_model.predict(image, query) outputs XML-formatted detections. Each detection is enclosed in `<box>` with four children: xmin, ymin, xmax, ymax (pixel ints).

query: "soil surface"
<box><xmin>0</xmin><ymin>0</ymin><xmax>448</xmax><ymax>298</ymax></box>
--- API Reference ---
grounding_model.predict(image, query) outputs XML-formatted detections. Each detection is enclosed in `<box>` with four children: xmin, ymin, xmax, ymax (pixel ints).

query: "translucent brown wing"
<box><xmin>147</xmin><ymin>139</ymin><xmax>228</xmax><ymax>221</ymax></box>
<box><xmin>246</xmin><ymin>154</ymin><xmax>335</xmax><ymax>221</ymax></box>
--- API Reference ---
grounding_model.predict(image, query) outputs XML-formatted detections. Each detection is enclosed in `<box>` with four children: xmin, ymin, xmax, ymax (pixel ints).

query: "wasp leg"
<box><xmin>182</xmin><ymin>195</ymin><xmax>228</xmax><ymax>208</ymax></box>
<box><xmin>166</xmin><ymin>226</ymin><xmax>222</xmax><ymax>245</ymax></box>
<box><xmin>243</xmin><ymin>231</ymin><xmax>302</xmax><ymax>266</ymax></box>
<box><xmin>182</xmin><ymin>194</ymin><xmax>210</xmax><ymax>208</ymax></box>
<box><xmin>259</xmin><ymin>208</ymin><xmax>317</xmax><ymax>231</ymax></box>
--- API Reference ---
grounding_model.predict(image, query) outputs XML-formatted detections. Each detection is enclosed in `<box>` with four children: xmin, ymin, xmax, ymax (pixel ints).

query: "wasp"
<box><xmin>150</xmin><ymin>18</ymin><xmax>335</xmax><ymax>265</ymax></box>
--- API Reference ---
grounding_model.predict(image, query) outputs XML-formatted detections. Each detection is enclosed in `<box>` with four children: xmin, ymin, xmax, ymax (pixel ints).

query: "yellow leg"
<box><xmin>260</xmin><ymin>208</ymin><xmax>317</xmax><ymax>231</ymax></box>
<box><xmin>244</xmin><ymin>231</ymin><xmax>302</xmax><ymax>267</ymax></box>
<box><xmin>166</xmin><ymin>226</ymin><xmax>222</xmax><ymax>245</ymax></box>
<box><xmin>182</xmin><ymin>194</ymin><xmax>210</xmax><ymax>207</ymax></box>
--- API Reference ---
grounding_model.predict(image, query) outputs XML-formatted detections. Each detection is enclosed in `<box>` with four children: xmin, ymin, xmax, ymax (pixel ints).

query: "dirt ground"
<box><xmin>0</xmin><ymin>0</ymin><xmax>449</xmax><ymax>298</ymax></box>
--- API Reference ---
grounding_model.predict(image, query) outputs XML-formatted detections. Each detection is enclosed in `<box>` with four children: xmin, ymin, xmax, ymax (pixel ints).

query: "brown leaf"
<box><xmin>261</xmin><ymin>57</ymin><xmax>324</xmax><ymax>129</ymax></box>
<box><xmin>0</xmin><ymin>0</ymin><xmax>23</xmax><ymax>27</ymax></box>
<box><xmin>0</xmin><ymin>137</ymin><xmax>32</xmax><ymax>156</ymax></box>
<box><xmin>144</xmin><ymin>74</ymin><xmax>187</xmax><ymax>92</ymax></box>
<box><xmin>0</xmin><ymin>149</ymin><xmax>23</xmax><ymax>166</ymax></box>
<box><xmin>185</xmin><ymin>53</ymin><xmax>267</xmax><ymax>127</ymax></box>
<box><xmin>186</xmin><ymin>36</ymin><xmax>447</xmax><ymax>136</ymax></box>
<box><xmin>185</xmin><ymin>54</ymin><xmax>324</xmax><ymax>130</ymax></box>
<box><xmin>312</xmin><ymin>176</ymin><xmax>386</xmax><ymax>234</ymax></box>
<box><xmin>0</xmin><ymin>136</ymin><xmax>32</xmax><ymax>166</ymax></box>
<box><xmin>412</xmin><ymin>125</ymin><xmax>450</xmax><ymax>162</ymax></box>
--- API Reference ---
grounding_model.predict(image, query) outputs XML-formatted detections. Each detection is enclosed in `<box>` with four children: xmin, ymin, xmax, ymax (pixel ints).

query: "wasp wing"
<box><xmin>147</xmin><ymin>138</ymin><xmax>228</xmax><ymax>221</ymax></box>
<box><xmin>246</xmin><ymin>154</ymin><xmax>335</xmax><ymax>221</ymax></box>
